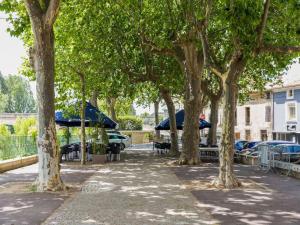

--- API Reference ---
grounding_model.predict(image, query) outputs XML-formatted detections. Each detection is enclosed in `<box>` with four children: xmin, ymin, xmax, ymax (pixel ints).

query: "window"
<box><xmin>245</xmin><ymin>130</ymin><xmax>251</xmax><ymax>141</ymax></box>
<box><xmin>265</xmin><ymin>92</ymin><xmax>271</xmax><ymax>99</ymax></box>
<box><xmin>287</xmin><ymin>89</ymin><xmax>294</xmax><ymax>99</ymax></box>
<box><xmin>245</xmin><ymin>107</ymin><xmax>250</xmax><ymax>125</ymax></box>
<box><xmin>260</xmin><ymin>130</ymin><xmax>268</xmax><ymax>141</ymax></box>
<box><xmin>109</xmin><ymin>135</ymin><xmax>118</xmax><ymax>140</ymax></box>
<box><xmin>265</xmin><ymin>106</ymin><xmax>271</xmax><ymax>122</ymax></box>
<box><xmin>235</xmin><ymin>132</ymin><xmax>240</xmax><ymax>140</ymax></box>
<box><xmin>286</xmin><ymin>102</ymin><xmax>297</xmax><ymax>121</ymax></box>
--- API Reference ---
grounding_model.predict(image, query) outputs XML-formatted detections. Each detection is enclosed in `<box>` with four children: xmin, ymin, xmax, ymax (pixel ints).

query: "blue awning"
<box><xmin>155</xmin><ymin>109</ymin><xmax>211</xmax><ymax>130</ymax></box>
<box><xmin>55</xmin><ymin>102</ymin><xmax>117</xmax><ymax>129</ymax></box>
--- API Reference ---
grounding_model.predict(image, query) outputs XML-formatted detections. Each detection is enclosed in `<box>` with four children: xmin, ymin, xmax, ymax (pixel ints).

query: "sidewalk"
<box><xmin>0</xmin><ymin>163</ymin><xmax>98</xmax><ymax>225</ymax></box>
<box><xmin>43</xmin><ymin>151</ymin><xmax>217</xmax><ymax>225</ymax></box>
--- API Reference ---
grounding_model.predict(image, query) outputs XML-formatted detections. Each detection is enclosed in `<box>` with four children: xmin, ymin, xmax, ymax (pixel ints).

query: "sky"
<box><xmin>0</xmin><ymin>13</ymin><xmax>26</xmax><ymax>76</ymax></box>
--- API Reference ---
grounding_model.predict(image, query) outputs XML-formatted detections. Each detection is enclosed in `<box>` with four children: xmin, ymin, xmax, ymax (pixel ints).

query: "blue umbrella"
<box><xmin>155</xmin><ymin>109</ymin><xmax>211</xmax><ymax>130</ymax></box>
<box><xmin>55</xmin><ymin>102</ymin><xmax>117</xmax><ymax>128</ymax></box>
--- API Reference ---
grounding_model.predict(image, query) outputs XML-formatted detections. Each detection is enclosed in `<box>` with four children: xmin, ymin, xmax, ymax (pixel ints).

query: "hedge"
<box><xmin>117</xmin><ymin>116</ymin><xmax>143</xmax><ymax>130</ymax></box>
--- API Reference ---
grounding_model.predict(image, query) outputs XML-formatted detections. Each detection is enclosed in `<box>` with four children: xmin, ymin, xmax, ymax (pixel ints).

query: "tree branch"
<box><xmin>44</xmin><ymin>0</ymin><xmax>60</xmax><ymax>27</ymax></box>
<box><xmin>142</xmin><ymin>35</ymin><xmax>176</xmax><ymax>57</ymax></box>
<box><xmin>256</xmin><ymin>0</ymin><xmax>271</xmax><ymax>49</ymax></box>
<box><xmin>261</xmin><ymin>45</ymin><xmax>300</xmax><ymax>54</ymax></box>
<box><xmin>24</xmin><ymin>0</ymin><xmax>43</xmax><ymax>18</ymax></box>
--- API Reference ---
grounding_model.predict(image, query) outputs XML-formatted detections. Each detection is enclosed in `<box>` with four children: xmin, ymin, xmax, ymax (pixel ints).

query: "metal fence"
<box><xmin>0</xmin><ymin>135</ymin><xmax>81</xmax><ymax>161</ymax></box>
<box><xmin>257</xmin><ymin>144</ymin><xmax>300</xmax><ymax>174</ymax></box>
<box><xmin>0</xmin><ymin>136</ymin><xmax>37</xmax><ymax>160</ymax></box>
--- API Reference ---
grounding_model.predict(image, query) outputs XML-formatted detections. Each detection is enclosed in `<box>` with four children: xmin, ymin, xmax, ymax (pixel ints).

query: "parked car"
<box><xmin>272</xmin><ymin>144</ymin><xmax>300</xmax><ymax>153</ymax></box>
<box><xmin>243</xmin><ymin>141</ymin><xmax>261</xmax><ymax>150</ymax></box>
<box><xmin>244</xmin><ymin>140</ymin><xmax>295</xmax><ymax>155</ymax></box>
<box><xmin>271</xmin><ymin>144</ymin><xmax>300</xmax><ymax>162</ymax></box>
<box><xmin>108</xmin><ymin>133</ymin><xmax>131</xmax><ymax>150</ymax></box>
<box><xmin>107</xmin><ymin>130</ymin><xmax>121</xmax><ymax>135</ymax></box>
<box><xmin>235</xmin><ymin>140</ymin><xmax>248</xmax><ymax>151</ymax></box>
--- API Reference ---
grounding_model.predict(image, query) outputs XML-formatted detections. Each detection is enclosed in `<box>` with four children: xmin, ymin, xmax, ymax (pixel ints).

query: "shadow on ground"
<box><xmin>0</xmin><ymin>163</ymin><xmax>98</xmax><ymax>225</ymax></box>
<box><xmin>44</xmin><ymin>150</ymin><xmax>217</xmax><ymax>225</ymax></box>
<box><xmin>173</xmin><ymin>163</ymin><xmax>300</xmax><ymax>225</ymax></box>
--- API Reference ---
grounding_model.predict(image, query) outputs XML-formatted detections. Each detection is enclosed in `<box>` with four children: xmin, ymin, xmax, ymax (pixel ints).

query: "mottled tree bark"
<box><xmin>106</xmin><ymin>97</ymin><xmax>117</xmax><ymax>122</ymax></box>
<box><xmin>154</xmin><ymin>100</ymin><xmax>160</xmax><ymax>140</ymax></box>
<box><xmin>212</xmin><ymin>53</ymin><xmax>245</xmax><ymax>188</ymax></box>
<box><xmin>160</xmin><ymin>89</ymin><xmax>179</xmax><ymax>156</ymax></box>
<box><xmin>178</xmin><ymin>43</ymin><xmax>204</xmax><ymax>165</ymax></box>
<box><xmin>79</xmin><ymin>74</ymin><xmax>86</xmax><ymax>165</ymax></box>
<box><xmin>25</xmin><ymin>0</ymin><xmax>64</xmax><ymax>191</ymax></box>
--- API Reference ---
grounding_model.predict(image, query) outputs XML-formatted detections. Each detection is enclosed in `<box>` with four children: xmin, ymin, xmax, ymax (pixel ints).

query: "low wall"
<box><xmin>121</xmin><ymin>130</ymin><xmax>153</xmax><ymax>144</ymax></box>
<box><xmin>0</xmin><ymin>155</ymin><xmax>38</xmax><ymax>173</ymax></box>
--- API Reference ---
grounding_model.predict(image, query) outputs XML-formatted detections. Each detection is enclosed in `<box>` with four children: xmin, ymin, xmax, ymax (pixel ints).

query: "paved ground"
<box><xmin>173</xmin><ymin>164</ymin><xmax>300</xmax><ymax>225</ymax></box>
<box><xmin>0</xmin><ymin>163</ymin><xmax>98</xmax><ymax>225</ymax></box>
<box><xmin>43</xmin><ymin>151</ymin><xmax>217</xmax><ymax>225</ymax></box>
<box><xmin>3</xmin><ymin>147</ymin><xmax>300</xmax><ymax>225</ymax></box>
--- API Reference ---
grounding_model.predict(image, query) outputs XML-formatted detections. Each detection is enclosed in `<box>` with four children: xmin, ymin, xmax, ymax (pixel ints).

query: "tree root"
<box><xmin>177</xmin><ymin>156</ymin><xmax>200</xmax><ymax>165</ymax></box>
<box><xmin>211</xmin><ymin>176</ymin><xmax>242</xmax><ymax>189</ymax></box>
<box><xmin>35</xmin><ymin>178</ymin><xmax>66</xmax><ymax>192</ymax></box>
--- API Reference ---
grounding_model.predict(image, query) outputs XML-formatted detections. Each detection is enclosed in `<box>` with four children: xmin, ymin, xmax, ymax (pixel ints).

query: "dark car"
<box><xmin>272</xmin><ymin>144</ymin><xmax>300</xmax><ymax>153</ymax></box>
<box><xmin>235</xmin><ymin>140</ymin><xmax>248</xmax><ymax>151</ymax></box>
<box><xmin>243</xmin><ymin>141</ymin><xmax>261</xmax><ymax>150</ymax></box>
<box><xmin>271</xmin><ymin>144</ymin><xmax>300</xmax><ymax>162</ymax></box>
<box><xmin>246</xmin><ymin>140</ymin><xmax>295</xmax><ymax>156</ymax></box>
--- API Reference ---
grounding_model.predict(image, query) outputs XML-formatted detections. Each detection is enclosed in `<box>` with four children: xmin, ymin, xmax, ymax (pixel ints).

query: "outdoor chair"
<box><xmin>154</xmin><ymin>142</ymin><xmax>170</xmax><ymax>155</ymax></box>
<box><xmin>106</xmin><ymin>143</ymin><xmax>121</xmax><ymax>161</ymax></box>
<box><xmin>60</xmin><ymin>145</ymin><xmax>70</xmax><ymax>161</ymax></box>
<box><xmin>71</xmin><ymin>143</ymin><xmax>80</xmax><ymax>160</ymax></box>
<box><xmin>87</xmin><ymin>142</ymin><xmax>93</xmax><ymax>161</ymax></box>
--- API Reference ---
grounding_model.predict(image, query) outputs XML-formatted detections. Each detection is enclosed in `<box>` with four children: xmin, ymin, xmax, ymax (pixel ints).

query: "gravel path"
<box><xmin>43</xmin><ymin>151</ymin><xmax>217</xmax><ymax>225</ymax></box>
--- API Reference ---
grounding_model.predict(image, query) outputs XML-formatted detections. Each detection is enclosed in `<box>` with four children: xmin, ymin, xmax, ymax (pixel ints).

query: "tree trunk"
<box><xmin>25</xmin><ymin>3</ymin><xmax>64</xmax><ymax>191</ymax></box>
<box><xmin>106</xmin><ymin>97</ymin><xmax>117</xmax><ymax>122</ymax></box>
<box><xmin>212</xmin><ymin>55</ymin><xmax>245</xmax><ymax>188</ymax></box>
<box><xmin>160</xmin><ymin>89</ymin><xmax>179</xmax><ymax>156</ymax></box>
<box><xmin>79</xmin><ymin>74</ymin><xmax>86</xmax><ymax>165</ymax></box>
<box><xmin>90</xmin><ymin>90</ymin><xmax>98</xmax><ymax>108</ymax></box>
<box><xmin>207</xmin><ymin>98</ymin><xmax>219</xmax><ymax>146</ymax></box>
<box><xmin>66</xmin><ymin>127</ymin><xmax>70</xmax><ymax>145</ymax></box>
<box><xmin>154</xmin><ymin>100</ymin><xmax>160</xmax><ymax>140</ymax></box>
<box><xmin>179</xmin><ymin>43</ymin><xmax>204</xmax><ymax>165</ymax></box>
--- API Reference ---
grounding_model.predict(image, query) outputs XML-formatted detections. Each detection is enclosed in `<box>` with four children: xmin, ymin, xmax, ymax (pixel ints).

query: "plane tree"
<box><xmin>198</xmin><ymin>0</ymin><xmax>300</xmax><ymax>188</ymax></box>
<box><xmin>0</xmin><ymin>0</ymin><xmax>65</xmax><ymax>191</ymax></box>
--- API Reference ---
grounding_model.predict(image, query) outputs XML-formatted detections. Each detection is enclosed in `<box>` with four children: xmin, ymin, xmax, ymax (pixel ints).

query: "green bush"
<box><xmin>14</xmin><ymin>117</ymin><xmax>37</xmax><ymax>138</ymax></box>
<box><xmin>0</xmin><ymin>124</ymin><xmax>11</xmax><ymax>136</ymax></box>
<box><xmin>117</xmin><ymin>116</ymin><xmax>143</xmax><ymax>130</ymax></box>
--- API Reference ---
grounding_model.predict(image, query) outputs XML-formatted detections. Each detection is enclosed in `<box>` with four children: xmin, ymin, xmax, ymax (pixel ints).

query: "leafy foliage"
<box><xmin>117</xmin><ymin>116</ymin><xmax>143</xmax><ymax>130</ymax></box>
<box><xmin>14</xmin><ymin>117</ymin><xmax>37</xmax><ymax>138</ymax></box>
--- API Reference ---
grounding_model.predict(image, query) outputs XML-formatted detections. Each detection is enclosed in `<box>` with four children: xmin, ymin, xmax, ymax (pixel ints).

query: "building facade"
<box><xmin>234</xmin><ymin>92</ymin><xmax>272</xmax><ymax>141</ymax></box>
<box><xmin>272</xmin><ymin>85</ymin><xmax>300</xmax><ymax>143</ymax></box>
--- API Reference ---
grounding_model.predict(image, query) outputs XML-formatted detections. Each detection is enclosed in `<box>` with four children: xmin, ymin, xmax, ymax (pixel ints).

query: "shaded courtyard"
<box><xmin>1</xmin><ymin>149</ymin><xmax>300</xmax><ymax>224</ymax></box>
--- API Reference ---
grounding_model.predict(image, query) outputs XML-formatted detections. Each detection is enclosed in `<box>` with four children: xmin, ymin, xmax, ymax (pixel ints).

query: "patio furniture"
<box><xmin>106</xmin><ymin>143</ymin><xmax>121</xmax><ymax>161</ymax></box>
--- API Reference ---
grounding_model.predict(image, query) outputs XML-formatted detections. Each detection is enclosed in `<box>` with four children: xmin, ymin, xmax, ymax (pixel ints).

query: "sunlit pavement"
<box><xmin>43</xmin><ymin>150</ymin><xmax>217</xmax><ymax>225</ymax></box>
<box><xmin>0</xmin><ymin>163</ymin><xmax>97</xmax><ymax>225</ymax></box>
<box><xmin>2</xmin><ymin>146</ymin><xmax>300</xmax><ymax>225</ymax></box>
